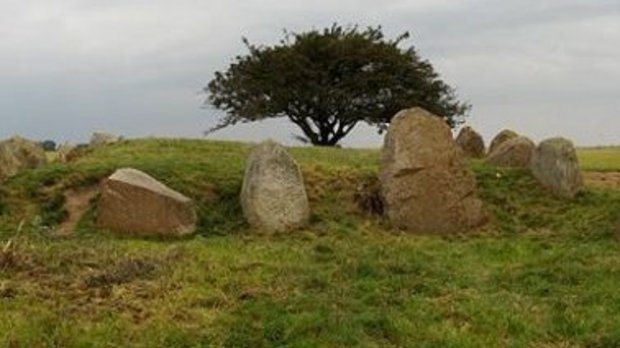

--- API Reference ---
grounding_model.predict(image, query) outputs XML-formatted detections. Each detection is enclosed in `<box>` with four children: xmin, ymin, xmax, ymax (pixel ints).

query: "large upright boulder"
<box><xmin>0</xmin><ymin>136</ymin><xmax>46</xmax><ymax>179</ymax></box>
<box><xmin>240</xmin><ymin>140</ymin><xmax>310</xmax><ymax>232</ymax></box>
<box><xmin>456</xmin><ymin>126</ymin><xmax>485</xmax><ymax>158</ymax></box>
<box><xmin>530</xmin><ymin>137</ymin><xmax>583</xmax><ymax>198</ymax></box>
<box><xmin>489</xmin><ymin>129</ymin><xmax>519</xmax><ymax>154</ymax></box>
<box><xmin>486</xmin><ymin>136</ymin><xmax>535</xmax><ymax>167</ymax></box>
<box><xmin>97</xmin><ymin>168</ymin><xmax>197</xmax><ymax>236</ymax></box>
<box><xmin>379</xmin><ymin>108</ymin><xmax>487</xmax><ymax>234</ymax></box>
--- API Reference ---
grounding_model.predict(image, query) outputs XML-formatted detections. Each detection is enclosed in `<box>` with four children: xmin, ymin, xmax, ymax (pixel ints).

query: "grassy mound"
<box><xmin>1</xmin><ymin>139</ymin><xmax>619</xmax><ymax>347</ymax></box>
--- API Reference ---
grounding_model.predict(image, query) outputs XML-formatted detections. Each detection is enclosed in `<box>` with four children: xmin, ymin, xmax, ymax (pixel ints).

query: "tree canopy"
<box><xmin>39</xmin><ymin>140</ymin><xmax>57</xmax><ymax>152</ymax></box>
<box><xmin>205</xmin><ymin>24</ymin><xmax>470</xmax><ymax>146</ymax></box>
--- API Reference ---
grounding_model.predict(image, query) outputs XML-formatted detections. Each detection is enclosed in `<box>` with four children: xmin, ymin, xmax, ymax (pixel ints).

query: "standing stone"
<box><xmin>379</xmin><ymin>107</ymin><xmax>487</xmax><ymax>234</ymax></box>
<box><xmin>57</xmin><ymin>142</ymin><xmax>77</xmax><ymax>163</ymax></box>
<box><xmin>90</xmin><ymin>132</ymin><xmax>121</xmax><ymax>147</ymax></box>
<box><xmin>489</xmin><ymin>129</ymin><xmax>519</xmax><ymax>154</ymax></box>
<box><xmin>62</xmin><ymin>144</ymin><xmax>91</xmax><ymax>163</ymax></box>
<box><xmin>240</xmin><ymin>140</ymin><xmax>310</xmax><ymax>232</ymax></box>
<box><xmin>530</xmin><ymin>137</ymin><xmax>583</xmax><ymax>198</ymax></box>
<box><xmin>0</xmin><ymin>144</ymin><xmax>21</xmax><ymax>179</ymax></box>
<box><xmin>487</xmin><ymin>136</ymin><xmax>535</xmax><ymax>167</ymax></box>
<box><xmin>97</xmin><ymin>168</ymin><xmax>197</xmax><ymax>236</ymax></box>
<box><xmin>0</xmin><ymin>136</ymin><xmax>46</xmax><ymax>179</ymax></box>
<box><xmin>3</xmin><ymin>136</ymin><xmax>47</xmax><ymax>168</ymax></box>
<box><xmin>456</xmin><ymin>126</ymin><xmax>485</xmax><ymax>158</ymax></box>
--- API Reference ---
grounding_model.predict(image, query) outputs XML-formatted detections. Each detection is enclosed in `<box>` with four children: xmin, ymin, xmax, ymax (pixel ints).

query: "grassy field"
<box><xmin>578</xmin><ymin>146</ymin><xmax>620</xmax><ymax>172</ymax></box>
<box><xmin>1</xmin><ymin>139</ymin><xmax>620</xmax><ymax>347</ymax></box>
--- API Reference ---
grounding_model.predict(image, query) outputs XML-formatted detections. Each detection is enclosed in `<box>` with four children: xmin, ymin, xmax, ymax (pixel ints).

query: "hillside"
<box><xmin>1</xmin><ymin>139</ymin><xmax>620</xmax><ymax>347</ymax></box>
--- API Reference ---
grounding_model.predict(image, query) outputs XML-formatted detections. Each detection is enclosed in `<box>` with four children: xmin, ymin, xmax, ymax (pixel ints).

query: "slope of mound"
<box><xmin>0</xmin><ymin>139</ymin><xmax>619</xmax><ymax>347</ymax></box>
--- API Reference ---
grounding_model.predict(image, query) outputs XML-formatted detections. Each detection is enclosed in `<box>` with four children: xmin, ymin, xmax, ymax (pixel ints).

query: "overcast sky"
<box><xmin>1</xmin><ymin>0</ymin><xmax>618</xmax><ymax>147</ymax></box>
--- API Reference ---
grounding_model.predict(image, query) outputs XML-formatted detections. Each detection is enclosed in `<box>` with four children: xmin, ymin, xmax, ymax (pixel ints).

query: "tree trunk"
<box><xmin>310</xmin><ymin>138</ymin><xmax>341</xmax><ymax>146</ymax></box>
<box><xmin>289</xmin><ymin>115</ymin><xmax>358</xmax><ymax>147</ymax></box>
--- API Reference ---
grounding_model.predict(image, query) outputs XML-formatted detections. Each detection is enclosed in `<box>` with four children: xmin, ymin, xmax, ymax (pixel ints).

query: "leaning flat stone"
<box><xmin>97</xmin><ymin>168</ymin><xmax>197</xmax><ymax>236</ymax></box>
<box><xmin>380</xmin><ymin>107</ymin><xmax>487</xmax><ymax>234</ymax></box>
<box><xmin>530</xmin><ymin>137</ymin><xmax>583</xmax><ymax>198</ymax></box>
<box><xmin>240</xmin><ymin>140</ymin><xmax>310</xmax><ymax>232</ymax></box>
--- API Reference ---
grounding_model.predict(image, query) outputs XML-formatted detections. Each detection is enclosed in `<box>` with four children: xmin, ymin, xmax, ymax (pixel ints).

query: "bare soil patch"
<box><xmin>583</xmin><ymin>171</ymin><xmax>620</xmax><ymax>190</ymax></box>
<box><xmin>57</xmin><ymin>186</ymin><xmax>99</xmax><ymax>235</ymax></box>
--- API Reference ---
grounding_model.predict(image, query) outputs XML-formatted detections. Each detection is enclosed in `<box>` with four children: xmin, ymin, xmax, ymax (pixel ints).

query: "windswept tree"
<box><xmin>39</xmin><ymin>140</ymin><xmax>57</xmax><ymax>152</ymax></box>
<box><xmin>205</xmin><ymin>24</ymin><xmax>470</xmax><ymax>146</ymax></box>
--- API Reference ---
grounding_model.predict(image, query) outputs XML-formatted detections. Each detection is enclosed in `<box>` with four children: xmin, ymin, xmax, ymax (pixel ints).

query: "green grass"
<box><xmin>1</xmin><ymin>139</ymin><xmax>620</xmax><ymax>347</ymax></box>
<box><xmin>578</xmin><ymin>146</ymin><xmax>620</xmax><ymax>171</ymax></box>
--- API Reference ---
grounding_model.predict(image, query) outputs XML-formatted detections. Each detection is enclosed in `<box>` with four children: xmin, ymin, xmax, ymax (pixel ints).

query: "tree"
<box><xmin>40</xmin><ymin>140</ymin><xmax>57</xmax><ymax>152</ymax></box>
<box><xmin>205</xmin><ymin>24</ymin><xmax>470</xmax><ymax>146</ymax></box>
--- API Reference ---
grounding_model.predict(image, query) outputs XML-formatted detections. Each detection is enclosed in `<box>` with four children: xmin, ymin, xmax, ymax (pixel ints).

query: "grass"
<box><xmin>578</xmin><ymin>146</ymin><xmax>620</xmax><ymax>171</ymax></box>
<box><xmin>1</xmin><ymin>139</ymin><xmax>619</xmax><ymax>347</ymax></box>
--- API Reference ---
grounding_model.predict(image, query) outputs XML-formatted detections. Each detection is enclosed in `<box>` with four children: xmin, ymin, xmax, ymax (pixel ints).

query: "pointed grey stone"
<box><xmin>240</xmin><ymin>140</ymin><xmax>310</xmax><ymax>232</ymax></box>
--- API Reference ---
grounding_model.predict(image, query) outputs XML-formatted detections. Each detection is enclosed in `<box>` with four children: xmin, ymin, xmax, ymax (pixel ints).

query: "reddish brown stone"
<box><xmin>97</xmin><ymin>168</ymin><xmax>197</xmax><ymax>236</ymax></box>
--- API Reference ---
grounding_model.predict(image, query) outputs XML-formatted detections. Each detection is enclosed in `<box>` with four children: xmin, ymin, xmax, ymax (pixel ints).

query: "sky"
<box><xmin>1</xmin><ymin>0</ymin><xmax>618</xmax><ymax>147</ymax></box>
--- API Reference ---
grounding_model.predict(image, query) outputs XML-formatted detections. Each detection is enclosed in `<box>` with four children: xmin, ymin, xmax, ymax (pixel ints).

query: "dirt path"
<box><xmin>56</xmin><ymin>187</ymin><xmax>99</xmax><ymax>236</ymax></box>
<box><xmin>583</xmin><ymin>171</ymin><xmax>620</xmax><ymax>191</ymax></box>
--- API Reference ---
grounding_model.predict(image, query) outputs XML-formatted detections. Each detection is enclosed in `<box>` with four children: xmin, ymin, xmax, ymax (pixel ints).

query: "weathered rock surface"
<box><xmin>456</xmin><ymin>126</ymin><xmax>485</xmax><ymax>158</ymax></box>
<box><xmin>97</xmin><ymin>168</ymin><xmax>197</xmax><ymax>236</ymax></box>
<box><xmin>489</xmin><ymin>129</ymin><xmax>519</xmax><ymax>154</ymax></box>
<box><xmin>487</xmin><ymin>136</ymin><xmax>535</xmax><ymax>167</ymax></box>
<box><xmin>379</xmin><ymin>107</ymin><xmax>487</xmax><ymax>234</ymax></box>
<box><xmin>0</xmin><ymin>136</ymin><xmax>46</xmax><ymax>179</ymax></box>
<box><xmin>530</xmin><ymin>137</ymin><xmax>583</xmax><ymax>198</ymax></box>
<box><xmin>57</xmin><ymin>143</ymin><xmax>77</xmax><ymax>163</ymax></box>
<box><xmin>240</xmin><ymin>140</ymin><xmax>310</xmax><ymax>232</ymax></box>
<box><xmin>0</xmin><ymin>145</ymin><xmax>21</xmax><ymax>179</ymax></box>
<box><xmin>63</xmin><ymin>144</ymin><xmax>91</xmax><ymax>163</ymax></box>
<box><xmin>90</xmin><ymin>132</ymin><xmax>121</xmax><ymax>147</ymax></box>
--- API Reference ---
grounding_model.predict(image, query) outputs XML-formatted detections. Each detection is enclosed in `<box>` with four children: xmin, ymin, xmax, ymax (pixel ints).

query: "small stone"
<box><xmin>489</xmin><ymin>129</ymin><xmax>519</xmax><ymax>154</ymax></box>
<box><xmin>57</xmin><ymin>142</ymin><xmax>77</xmax><ymax>163</ymax></box>
<box><xmin>456</xmin><ymin>126</ymin><xmax>485</xmax><ymax>158</ymax></box>
<box><xmin>90</xmin><ymin>132</ymin><xmax>121</xmax><ymax>147</ymax></box>
<box><xmin>487</xmin><ymin>136</ymin><xmax>535</xmax><ymax>167</ymax></box>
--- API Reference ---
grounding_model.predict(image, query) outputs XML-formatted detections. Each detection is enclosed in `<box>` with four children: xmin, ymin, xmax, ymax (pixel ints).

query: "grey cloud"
<box><xmin>0</xmin><ymin>0</ymin><xmax>618</xmax><ymax>147</ymax></box>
